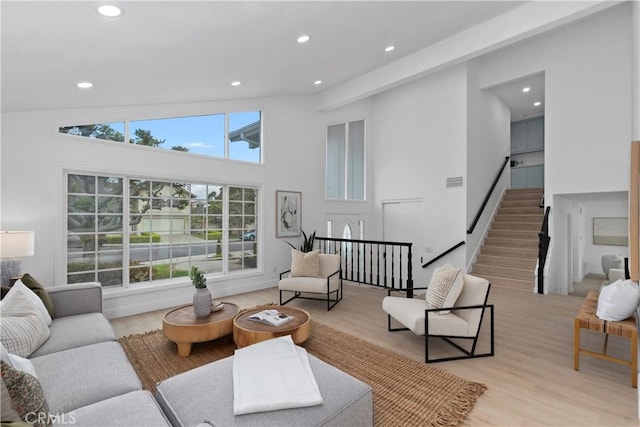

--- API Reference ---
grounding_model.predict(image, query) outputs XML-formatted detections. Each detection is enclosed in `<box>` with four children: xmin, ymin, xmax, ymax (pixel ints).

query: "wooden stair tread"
<box><xmin>472</xmin><ymin>186</ymin><xmax>544</xmax><ymax>291</ymax></box>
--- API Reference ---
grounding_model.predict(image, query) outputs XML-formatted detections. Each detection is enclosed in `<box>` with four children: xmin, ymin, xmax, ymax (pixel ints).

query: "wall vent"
<box><xmin>446</xmin><ymin>177</ymin><xmax>463</xmax><ymax>188</ymax></box>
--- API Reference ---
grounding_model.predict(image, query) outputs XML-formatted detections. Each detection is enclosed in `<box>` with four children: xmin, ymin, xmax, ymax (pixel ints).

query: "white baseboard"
<box><xmin>103</xmin><ymin>279</ymin><xmax>277</xmax><ymax>319</ymax></box>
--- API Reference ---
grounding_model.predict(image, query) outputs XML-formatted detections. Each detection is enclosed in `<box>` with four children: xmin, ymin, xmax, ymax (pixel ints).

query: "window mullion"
<box><xmin>344</xmin><ymin>123</ymin><xmax>350</xmax><ymax>200</ymax></box>
<box><xmin>123</xmin><ymin>178</ymin><xmax>130</xmax><ymax>288</ymax></box>
<box><xmin>222</xmin><ymin>185</ymin><xmax>229</xmax><ymax>274</ymax></box>
<box><xmin>224</xmin><ymin>114</ymin><xmax>229</xmax><ymax>159</ymax></box>
<box><xmin>124</xmin><ymin>121</ymin><xmax>130</xmax><ymax>144</ymax></box>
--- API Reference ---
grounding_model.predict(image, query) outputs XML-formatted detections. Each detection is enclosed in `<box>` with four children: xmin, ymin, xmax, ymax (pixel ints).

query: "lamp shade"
<box><xmin>0</xmin><ymin>231</ymin><xmax>35</xmax><ymax>258</ymax></box>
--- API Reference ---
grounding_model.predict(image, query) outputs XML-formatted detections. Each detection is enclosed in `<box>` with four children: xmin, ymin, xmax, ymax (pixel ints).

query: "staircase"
<box><xmin>471</xmin><ymin>188</ymin><xmax>544</xmax><ymax>291</ymax></box>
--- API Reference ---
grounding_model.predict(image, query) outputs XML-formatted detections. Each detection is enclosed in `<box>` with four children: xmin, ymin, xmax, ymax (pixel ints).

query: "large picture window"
<box><xmin>326</xmin><ymin>120</ymin><xmax>365</xmax><ymax>200</ymax></box>
<box><xmin>66</xmin><ymin>173</ymin><xmax>259</xmax><ymax>287</ymax></box>
<box><xmin>59</xmin><ymin>111</ymin><xmax>262</xmax><ymax>163</ymax></box>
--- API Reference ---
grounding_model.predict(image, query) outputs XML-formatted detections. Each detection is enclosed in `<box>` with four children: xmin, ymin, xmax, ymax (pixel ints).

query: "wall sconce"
<box><xmin>0</xmin><ymin>231</ymin><xmax>35</xmax><ymax>285</ymax></box>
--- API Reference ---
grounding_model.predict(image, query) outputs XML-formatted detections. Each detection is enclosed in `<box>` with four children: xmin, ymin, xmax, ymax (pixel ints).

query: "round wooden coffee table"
<box><xmin>233</xmin><ymin>305</ymin><xmax>311</xmax><ymax>348</ymax></box>
<box><xmin>163</xmin><ymin>302</ymin><xmax>239</xmax><ymax>357</ymax></box>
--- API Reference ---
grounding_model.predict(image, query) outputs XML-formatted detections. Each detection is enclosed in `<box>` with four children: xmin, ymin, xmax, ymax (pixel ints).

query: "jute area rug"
<box><xmin>119</xmin><ymin>321</ymin><xmax>486</xmax><ymax>427</ymax></box>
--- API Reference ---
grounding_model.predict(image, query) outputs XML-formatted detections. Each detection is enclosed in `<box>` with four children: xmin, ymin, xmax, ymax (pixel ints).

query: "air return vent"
<box><xmin>446</xmin><ymin>177</ymin><xmax>463</xmax><ymax>188</ymax></box>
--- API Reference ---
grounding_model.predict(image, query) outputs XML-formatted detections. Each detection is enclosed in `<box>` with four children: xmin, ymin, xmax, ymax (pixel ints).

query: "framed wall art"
<box><xmin>593</xmin><ymin>217</ymin><xmax>628</xmax><ymax>246</ymax></box>
<box><xmin>276</xmin><ymin>190</ymin><xmax>301</xmax><ymax>238</ymax></box>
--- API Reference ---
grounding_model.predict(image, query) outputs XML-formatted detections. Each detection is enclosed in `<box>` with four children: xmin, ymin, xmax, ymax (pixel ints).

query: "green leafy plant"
<box><xmin>189</xmin><ymin>266</ymin><xmax>207</xmax><ymax>289</ymax></box>
<box><xmin>285</xmin><ymin>229</ymin><xmax>316</xmax><ymax>252</ymax></box>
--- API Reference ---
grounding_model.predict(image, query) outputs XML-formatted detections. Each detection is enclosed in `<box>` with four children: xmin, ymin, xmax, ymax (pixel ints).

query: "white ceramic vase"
<box><xmin>193</xmin><ymin>287</ymin><xmax>212</xmax><ymax>318</ymax></box>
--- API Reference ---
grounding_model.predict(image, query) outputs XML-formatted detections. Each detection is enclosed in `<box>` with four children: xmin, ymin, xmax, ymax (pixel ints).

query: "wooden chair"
<box><xmin>382</xmin><ymin>273</ymin><xmax>494</xmax><ymax>362</ymax></box>
<box><xmin>279</xmin><ymin>254</ymin><xmax>343</xmax><ymax>311</ymax></box>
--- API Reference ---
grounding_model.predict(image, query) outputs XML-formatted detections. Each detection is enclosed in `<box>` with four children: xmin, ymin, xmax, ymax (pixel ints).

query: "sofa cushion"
<box><xmin>156</xmin><ymin>353</ymin><xmax>373</xmax><ymax>427</ymax></box>
<box><xmin>56</xmin><ymin>391</ymin><xmax>170</xmax><ymax>427</ymax></box>
<box><xmin>290</xmin><ymin>249</ymin><xmax>321</xmax><ymax>277</ymax></box>
<box><xmin>426</xmin><ymin>263</ymin><xmax>463</xmax><ymax>315</ymax></box>
<box><xmin>0</xmin><ymin>291</ymin><xmax>51</xmax><ymax>357</ymax></box>
<box><xmin>19</xmin><ymin>274</ymin><xmax>55</xmax><ymax>318</ymax></box>
<box><xmin>1</xmin><ymin>360</ymin><xmax>50</xmax><ymax>427</ymax></box>
<box><xmin>31</xmin><ymin>341</ymin><xmax>141</xmax><ymax>414</ymax></box>
<box><xmin>30</xmin><ymin>313</ymin><xmax>116</xmax><ymax>358</ymax></box>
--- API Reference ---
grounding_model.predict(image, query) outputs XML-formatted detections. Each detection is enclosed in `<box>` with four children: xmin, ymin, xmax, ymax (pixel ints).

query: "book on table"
<box><xmin>247</xmin><ymin>309</ymin><xmax>293</xmax><ymax>327</ymax></box>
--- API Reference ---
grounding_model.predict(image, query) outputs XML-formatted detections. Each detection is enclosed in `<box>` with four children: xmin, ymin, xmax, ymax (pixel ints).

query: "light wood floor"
<box><xmin>111</xmin><ymin>283</ymin><xmax>639</xmax><ymax>426</ymax></box>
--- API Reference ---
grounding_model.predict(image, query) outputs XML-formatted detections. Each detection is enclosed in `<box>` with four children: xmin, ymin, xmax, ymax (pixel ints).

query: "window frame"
<box><xmin>325</xmin><ymin>119</ymin><xmax>366</xmax><ymax>201</ymax></box>
<box><xmin>58</xmin><ymin>110</ymin><xmax>263</xmax><ymax>164</ymax></box>
<box><xmin>62</xmin><ymin>169</ymin><xmax>262</xmax><ymax>289</ymax></box>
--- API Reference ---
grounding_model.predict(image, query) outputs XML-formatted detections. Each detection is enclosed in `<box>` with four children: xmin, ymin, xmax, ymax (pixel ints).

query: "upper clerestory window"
<box><xmin>59</xmin><ymin>111</ymin><xmax>262</xmax><ymax>164</ymax></box>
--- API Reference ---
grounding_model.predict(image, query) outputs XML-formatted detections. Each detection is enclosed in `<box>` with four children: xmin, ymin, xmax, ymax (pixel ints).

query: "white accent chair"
<box><xmin>382</xmin><ymin>273</ymin><xmax>494</xmax><ymax>362</ymax></box>
<box><xmin>279</xmin><ymin>254</ymin><xmax>343</xmax><ymax>311</ymax></box>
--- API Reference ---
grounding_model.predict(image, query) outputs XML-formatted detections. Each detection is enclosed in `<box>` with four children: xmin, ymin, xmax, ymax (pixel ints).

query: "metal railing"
<box><xmin>315</xmin><ymin>236</ymin><xmax>414</xmax><ymax>295</ymax></box>
<box><xmin>421</xmin><ymin>241</ymin><xmax>466</xmax><ymax>269</ymax></box>
<box><xmin>467</xmin><ymin>156</ymin><xmax>510</xmax><ymax>234</ymax></box>
<box><xmin>537</xmin><ymin>206</ymin><xmax>551</xmax><ymax>294</ymax></box>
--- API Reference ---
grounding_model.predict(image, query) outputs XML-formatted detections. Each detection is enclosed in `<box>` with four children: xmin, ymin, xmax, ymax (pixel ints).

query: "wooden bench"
<box><xmin>574</xmin><ymin>290</ymin><xmax>638</xmax><ymax>387</ymax></box>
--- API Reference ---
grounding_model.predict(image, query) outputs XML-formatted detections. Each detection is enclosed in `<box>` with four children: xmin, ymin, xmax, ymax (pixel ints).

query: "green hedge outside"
<box><xmin>105</xmin><ymin>232</ymin><xmax>161</xmax><ymax>244</ymax></box>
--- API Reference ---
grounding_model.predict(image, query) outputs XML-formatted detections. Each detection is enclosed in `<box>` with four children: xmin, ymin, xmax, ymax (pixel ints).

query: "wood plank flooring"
<box><xmin>111</xmin><ymin>283</ymin><xmax>639</xmax><ymax>426</ymax></box>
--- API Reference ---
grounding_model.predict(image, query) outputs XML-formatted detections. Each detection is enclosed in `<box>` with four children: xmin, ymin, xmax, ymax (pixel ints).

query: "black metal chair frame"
<box><xmin>387</xmin><ymin>284</ymin><xmax>494</xmax><ymax>362</ymax></box>
<box><xmin>279</xmin><ymin>268</ymin><xmax>343</xmax><ymax>311</ymax></box>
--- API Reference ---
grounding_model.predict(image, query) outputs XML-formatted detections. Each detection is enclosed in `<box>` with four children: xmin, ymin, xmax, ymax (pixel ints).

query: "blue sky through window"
<box><xmin>129</xmin><ymin>111</ymin><xmax>260</xmax><ymax>162</ymax></box>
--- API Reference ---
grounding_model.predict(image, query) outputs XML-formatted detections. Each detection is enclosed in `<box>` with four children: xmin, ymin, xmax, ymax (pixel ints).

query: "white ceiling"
<box><xmin>490</xmin><ymin>73</ymin><xmax>545</xmax><ymax>122</ymax></box>
<box><xmin>1</xmin><ymin>1</ymin><xmax>528</xmax><ymax>113</ymax></box>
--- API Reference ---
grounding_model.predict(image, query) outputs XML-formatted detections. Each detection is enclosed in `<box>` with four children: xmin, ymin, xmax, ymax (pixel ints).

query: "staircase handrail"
<box><xmin>467</xmin><ymin>156</ymin><xmax>510</xmax><ymax>234</ymax></box>
<box><xmin>421</xmin><ymin>241</ymin><xmax>466</xmax><ymax>269</ymax></box>
<box><xmin>537</xmin><ymin>206</ymin><xmax>551</xmax><ymax>294</ymax></box>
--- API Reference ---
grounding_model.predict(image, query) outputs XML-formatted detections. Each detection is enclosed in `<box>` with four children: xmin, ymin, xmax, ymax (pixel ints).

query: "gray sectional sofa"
<box><xmin>23</xmin><ymin>282</ymin><xmax>170</xmax><ymax>427</ymax></box>
<box><xmin>5</xmin><ymin>281</ymin><xmax>373</xmax><ymax>426</ymax></box>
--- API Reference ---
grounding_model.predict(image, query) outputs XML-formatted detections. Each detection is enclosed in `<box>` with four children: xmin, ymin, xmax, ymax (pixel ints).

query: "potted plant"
<box><xmin>190</xmin><ymin>266</ymin><xmax>211</xmax><ymax>318</ymax></box>
<box><xmin>285</xmin><ymin>229</ymin><xmax>316</xmax><ymax>253</ymax></box>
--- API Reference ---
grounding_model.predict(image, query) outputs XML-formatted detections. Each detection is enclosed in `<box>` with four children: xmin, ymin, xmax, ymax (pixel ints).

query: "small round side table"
<box><xmin>163</xmin><ymin>302</ymin><xmax>239</xmax><ymax>357</ymax></box>
<box><xmin>232</xmin><ymin>305</ymin><xmax>311</xmax><ymax>348</ymax></box>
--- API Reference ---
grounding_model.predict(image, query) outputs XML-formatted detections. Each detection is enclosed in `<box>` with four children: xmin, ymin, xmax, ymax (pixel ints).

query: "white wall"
<box><xmin>474</xmin><ymin>4</ymin><xmax>633</xmax><ymax>293</ymax></box>
<box><xmin>465</xmin><ymin>60</ymin><xmax>511</xmax><ymax>267</ymax></box>
<box><xmin>369</xmin><ymin>64</ymin><xmax>468</xmax><ymax>276</ymax></box>
<box><xmin>1</xmin><ymin>95</ymin><xmax>329</xmax><ymax>317</ymax></box>
<box><xmin>576</xmin><ymin>192</ymin><xmax>629</xmax><ymax>275</ymax></box>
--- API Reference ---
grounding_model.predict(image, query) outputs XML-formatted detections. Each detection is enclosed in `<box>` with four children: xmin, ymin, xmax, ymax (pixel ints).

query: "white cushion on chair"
<box><xmin>279</xmin><ymin>277</ymin><xmax>339</xmax><ymax>294</ymax></box>
<box><xmin>382</xmin><ymin>296</ymin><xmax>469</xmax><ymax>336</ymax></box>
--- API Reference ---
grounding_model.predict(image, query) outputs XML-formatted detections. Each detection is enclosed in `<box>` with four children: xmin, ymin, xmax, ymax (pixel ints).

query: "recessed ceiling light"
<box><xmin>314</xmin><ymin>80</ymin><xmax>322</xmax><ymax>85</ymax></box>
<box><xmin>534</xmin><ymin>101</ymin><xmax>541</xmax><ymax>106</ymax></box>
<box><xmin>384</xmin><ymin>46</ymin><xmax>395</xmax><ymax>52</ymax></box>
<box><xmin>297</xmin><ymin>35</ymin><xmax>311</xmax><ymax>43</ymax></box>
<box><xmin>97</xmin><ymin>5</ymin><xmax>123</xmax><ymax>17</ymax></box>
<box><xmin>77</xmin><ymin>82</ymin><xmax>93</xmax><ymax>89</ymax></box>
<box><xmin>522</xmin><ymin>87</ymin><xmax>531</xmax><ymax>93</ymax></box>
<box><xmin>231</xmin><ymin>81</ymin><xmax>241</xmax><ymax>87</ymax></box>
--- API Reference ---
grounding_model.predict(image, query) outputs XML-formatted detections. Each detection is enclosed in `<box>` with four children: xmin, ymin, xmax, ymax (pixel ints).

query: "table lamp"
<box><xmin>0</xmin><ymin>230</ymin><xmax>35</xmax><ymax>285</ymax></box>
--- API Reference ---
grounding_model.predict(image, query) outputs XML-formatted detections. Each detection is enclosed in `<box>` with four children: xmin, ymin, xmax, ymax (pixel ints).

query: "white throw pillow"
<box><xmin>426</xmin><ymin>263</ymin><xmax>464</xmax><ymax>315</ymax></box>
<box><xmin>0</xmin><ymin>291</ymin><xmax>51</xmax><ymax>357</ymax></box>
<box><xmin>290</xmin><ymin>249</ymin><xmax>321</xmax><ymax>277</ymax></box>
<box><xmin>1</xmin><ymin>280</ymin><xmax>52</xmax><ymax>326</ymax></box>
<box><xmin>596</xmin><ymin>279</ymin><xmax>640</xmax><ymax>321</ymax></box>
<box><xmin>0</xmin><ymin>342</ymin><xmax>37</xmax><ymax>378</ymax></box>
